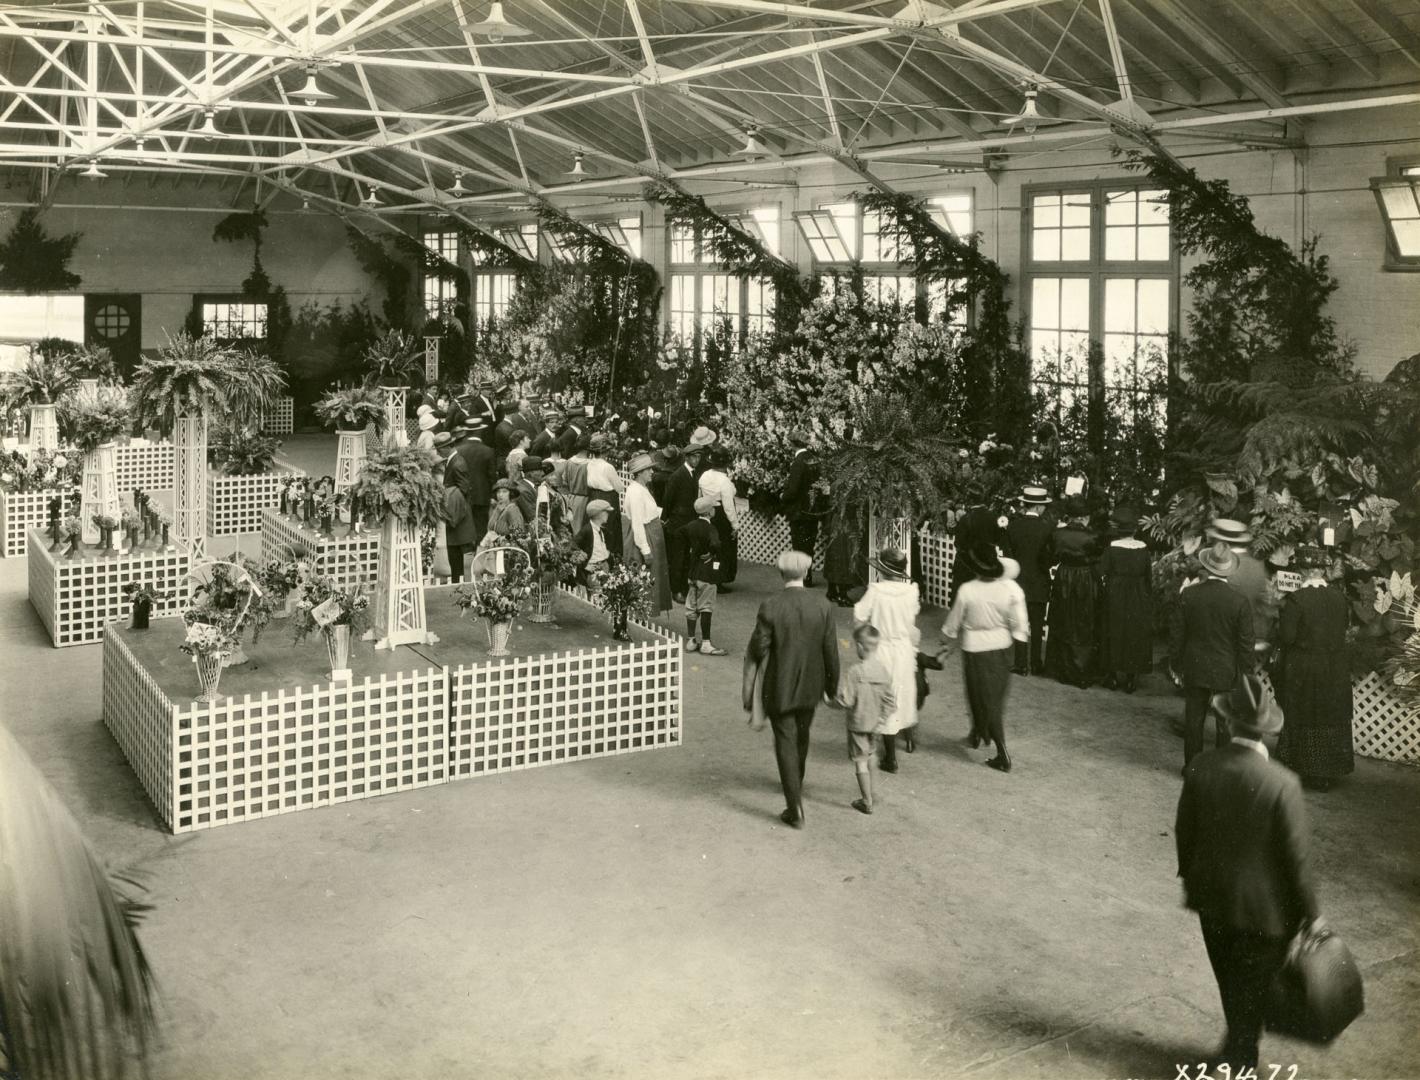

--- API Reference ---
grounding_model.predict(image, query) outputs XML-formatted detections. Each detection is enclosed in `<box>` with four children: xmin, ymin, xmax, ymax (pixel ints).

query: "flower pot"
<box><xmin>319</xmin><ymin>513</ymin><xmax>334</xmax><ymax>538</ymax></box>
<box><xmin>104</xmin><ymin>527</ymin><xmax>122</xmax><ymax>557</ymax></box>
<box><xmin>161</xmin><ymin>523</ymin><xmax>171</xmax><ymax>549</ymax></box>
<box><xmin>194</xmin><ymin>653</ymin><xmax>224</xmax><ymax>703</ymax></box>
<box><xmin>485</xmin><ymin>618</ymin><xmax>512</xmax><ymax>656</ymax></box>
<box><xmin>326</xmin><ymin>623</ymin><xmax>353</xmax><ymax>682</ymax></box>
<box><xmin>527</xmin><ymin>575</ymin><xmax>557</xmax><ymax>623</ymax></box>
<box><xmin>612</xmin><ymin>613</ymin><xmax>630</xmax><ymax>641</ymax></box>
<box><xmin>131</xmin><ymin>598</ymin><xmax>152</xmax><ymax>630</ymax></box>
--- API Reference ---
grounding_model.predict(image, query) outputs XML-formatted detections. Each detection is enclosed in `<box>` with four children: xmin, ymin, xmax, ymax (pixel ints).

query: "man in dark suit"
<box><xmin>465</xmin><ymin>381</ymin><xmax>499</xmax><ymax>444</ymax></box>
<box><xmin>434</xmin><ymin>390</ymin><xmax>467</xmax><ymax>436</ymax></box>
<box><xmin>454</xmin><ymin>427</ymin><xmax>496</xmax><ymax>539</ymax></box>
<box><xmin>498</xmin><ymin>397</ymin><xmax>536</xmax><ymax>451</ymax></box>
<box><xmin>1171</xmin><ymin>541</ymin><xmax>1255</xmax><ymax>770</ymax></box>
<box><xmin>744</xmin><ymin>550</ymin><xmax>841</xmax><ymax>829</ymax></box>
<box><xmin>556</xmin><ymin>413</ymin><xmax>588</xmax><ymax>460</ymax></box>
<box><xmin>1003</xmin><ymin>485</ymin><xmax>1053</xmax><ymax>675</ymax></box>
<box><xmin>781</xmin><ymin>431</ymin><xmax>820</xmax><ymax>587</ymax></box>
<box><xmin>662</xmin><ymin>444</ymin><xmax>703</xmax><ymax>604</ymax></box>
<box><xmin>1176</xmin><ymin>675</ymin><xmax>1323</xmax><ymax>1071</ymax></box>
<box><xmin>529</xmin><ymin>413</ymin><xmax>563</xmax><ymax>460</ymax></box>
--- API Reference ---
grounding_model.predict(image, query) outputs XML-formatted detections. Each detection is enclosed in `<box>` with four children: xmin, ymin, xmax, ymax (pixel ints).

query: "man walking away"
<box><xmin>1176</xmin><ymin>674</ymin><xmax>1323</xmax><ymax>1072</ymax></box>
<box><xmin>744</xmin><ymin>551</ymin><xmax>841</xmax><ymax>830</ymax></box>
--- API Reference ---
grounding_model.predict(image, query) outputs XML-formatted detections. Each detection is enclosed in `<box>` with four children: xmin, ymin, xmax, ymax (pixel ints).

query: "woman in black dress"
<box><xmin>1040</xmin><ymin>496</ymin><xmax>1100</xmax><ymax>688</ymax></box>
<box><xmin>1275</xmin><ymin>546</ymin><xmax>1354</xmax><ymax>787</ymax></box>
<box><xmin>1099</xmin><ymin>505</ymin><xmax>1153</xmax><ymax>693</ymax></box>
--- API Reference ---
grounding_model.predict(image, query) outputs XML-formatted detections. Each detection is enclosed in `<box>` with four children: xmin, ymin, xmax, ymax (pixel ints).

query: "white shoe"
<box><xmin>699</xmin><ymin>641</ymin><xmax>727</xmax><ymax>656</ymax></box>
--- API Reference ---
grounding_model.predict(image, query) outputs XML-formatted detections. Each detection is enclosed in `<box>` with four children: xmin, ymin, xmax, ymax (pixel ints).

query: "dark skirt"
<box><xmin>1276</xmin><ymin>649</ymin><xmax>1354</xmax><ymax>779</ymax></box>
<box><xmin>823</xmin><ymin>514</ymin><xmax>867</xmax><ymax>590</ymax></box>
<box><xmin>963</xmin><ymin>646</ymin><xmax>1013</xmax><ymax>742</ymax></box>
<box><xmin>1049</xmin><ymin>565</ymin><xmax>1099</xmax><ymax>682</ymax></box>
<box><xmin>1103</xmin><ymin>577</ymin><xmax>1154</xmax><ymax>673</ymax></box>
<box><xmin>622</xmin><ymin>515</ymin><xmax>673</xmax><ymax>615</ymax></box>
<box><xmin>710</xmin><ymin>506</ymin><xmax>738</xmax><ymax>584</ymax></box>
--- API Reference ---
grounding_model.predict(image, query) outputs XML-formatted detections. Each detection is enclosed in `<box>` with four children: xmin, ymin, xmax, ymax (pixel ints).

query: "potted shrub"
<box><xmin>60</xmin><ymin>384</ymin><xmax>130</xmax><ymax>545</ymax></box>
<box><xmin>123</xmin><ymin>581</ymin><xmax>168</xmax><ymax>630</ymax></box>
<box><xmin>0</xmin><ymin>347</ymin><xmax>78</xmax><ymax>453</ymax></box>
<box><xmin>317</xmin><ymin>386</ymin><xmax>387</xmax><ymax>493</ymax></box>
<box><xmin>453</xmin><ymin>564</ymin><xmax>533</xmax><ymax>655</ymax></box>
<box><xmin>350</xmin><ymin>443</ymin><xmax>446</xmax><ymax>649</ymax></box>
<box><xmin>290</xmin><ymin>572</ymin><xmax>371</xmax><ymax>681</ymax></box>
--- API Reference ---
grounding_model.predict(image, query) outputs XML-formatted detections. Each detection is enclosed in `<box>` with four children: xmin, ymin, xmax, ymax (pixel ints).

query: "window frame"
<box><xmin>1371</xmin><ymin>156</ymin><xmax>1420</xmax><ymax>271</ymax></box>
<box><xmin>666</xmin><ymin>204</ymin><xmax>782</xmax><ymax>344</ymax></box>
<box><xmin>193</xmin><ymin>294</ymin><xmax>268</xmax><ymax>343</ymax></box>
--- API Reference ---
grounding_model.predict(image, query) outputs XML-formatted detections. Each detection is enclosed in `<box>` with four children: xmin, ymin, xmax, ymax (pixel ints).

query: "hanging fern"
<box><xmin>212</xmin><ymin>209</ymin><xmax>268</xmax><ymax>246</ymax></box>
<box><xmin>0</xmin><ymin>208</ymin><xmax>81</xmax><ymax>293</ymax></box>
<box><xmin>352</xmin><ymin>443</ymin><xmax>447</xmax><ymax>528</ymax></box>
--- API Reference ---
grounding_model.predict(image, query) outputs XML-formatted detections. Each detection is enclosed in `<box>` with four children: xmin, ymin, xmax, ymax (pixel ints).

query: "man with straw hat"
<box><xmin>1175</xmin><ymin>673</ymin><xmax>1323</xmax><ymax>1073</ymax></box>
<box><xmin>1207</xmin><ymin>517</ymin><xmax>1277</xmax><ymax>656</ymax></box>
<box><xmin>1170</xmin><ymin>541</ymin><xmax>1256</xmax><ymax>771</ymax></box>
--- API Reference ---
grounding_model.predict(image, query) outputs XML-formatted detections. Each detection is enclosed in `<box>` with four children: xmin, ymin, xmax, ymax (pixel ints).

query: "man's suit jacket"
<box><xmin>1176</xmin><ymin>743</ymin><xmax>1319</xmax><ymax>938</ymax></box>
<box><xmin>662</xmin><ymin>464</ymin><xmax>699</xmax><ymax>531</ymax></box>
<box><xmin>467</xmin><ymin>393</ymin><xmax>498</xmax><ymax>441</ymax></box>
<box><xmin>556</xmin><ymin>421</ymin><xmax>586</xmax><ymax>460</ymax></box>
<box><xmin>746</xmin><ymin>587</ymin><xmax>841</xmax><ymax>716</ymax></box>
<box><xmin>1230</xmin><ymin>550</ymin><xmax>1276</xmax><ymax>646</ymax></box>
<box><xmin>1170</xmin><ymin>577</ymin><xmax>1254</xmax><ymax>690</ymax></box>
<box><xmin>455</xmin><ymin>438</ymin><xmax>496</xmax><ymax>507</ymax></box>
<box><xmin>781</xmin><ymin>450</ymin><xmax>818</xmax><ymax>519</ymax></box>
<box><xmin>1004</xmin><ymin>513</ymin><xmax>1053</xmax><ymax>603</ymax></box>
<box><xmin>529</xmin><ymin>428</ymin><xmax>558</xmax><ymax>459</ymax></box>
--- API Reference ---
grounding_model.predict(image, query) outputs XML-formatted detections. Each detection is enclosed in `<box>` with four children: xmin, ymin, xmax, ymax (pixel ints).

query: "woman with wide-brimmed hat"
<box><xmin>1098</xmin><ymin>504</ymin><xmax>1153</xmax><ymax>693</ymax></box>
<box><xmin>941</xmin><ymin>542</ymin><xmax>1030</xmax><ymax>772</ymax></box>
<box><xmin>851</xmin><ymin>546</ymin><xmax>921</xmax><ymax>771</ymax></box>
<box><xmin>622</xmin><ymin>451</ymin><xmax>673</xmax><ymax>614</ymax></box>
<box><xmin>483</xmin><ymin>478</ymin><xmax>526</xmax><ymax>543</ymax></box>
<box><xmin>1275</xmin><ymin>545</ymin><xmax>1354</xmax><ymax>788</ymax></box>
<box><xmin>1041</xmin><ymin>495</ymin><xmax>1101</xmax><ymax>688</ymax></box>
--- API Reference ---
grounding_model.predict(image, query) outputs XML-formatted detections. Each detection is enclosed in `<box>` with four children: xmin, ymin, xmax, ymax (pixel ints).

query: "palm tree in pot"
<box><xmin>350</xmin><ymin>443</ymin><xmax>446</xmax><ymax>649</ymax></box>
<box><xmin>314</xmin><ymin>386</ymin><xmax>387</xmax><ymax>495</ymax></box>
<box><xmin>129</xmin><ymin>332</ymin><xmax>283</xmax><ymax>559</ymax></box>
<box><xmin>0</xmin><ymin>347</ymin><xmax>78</xmax><ymax>454</ymax></box>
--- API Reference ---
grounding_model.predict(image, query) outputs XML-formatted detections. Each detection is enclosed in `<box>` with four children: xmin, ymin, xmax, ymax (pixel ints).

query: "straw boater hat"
<box><xmin>585</xmin><ymin>499</ymin><xmax>612</xmax><ymax>520</ymax></box>
<box><xmin>1021</xmin><ymin>485</ymin><xmax>1051</xmax><ymax>505</ymax></box>
<box><xmin>688</xmin><ymin>425</ymin><xmax>717</xmax><ymax>448</ymax></box>
<box><xmin>626</xmin><ymin>452</ymin><xmax>655</xmax><ymax>476</ymax></box>
<box><xmin>1210</xmin><ymin>674</ymin><xmax>1283</xmax><ymax>738</ymax></box>
<box><xmin>433</xmin><ymin>432</ymin><xmax>453</xmax><ymax>448</ymax></box>
<box><xmin>869</xmin><ymin>546</ymin><xmax>909</xmax><ymax>579</ymax></box>
<box><xmin>1198</xmin><ymin>540</ymin><xmax>1239</xmax><ymax>578</ymax></box>
<box><xmin>1206</xmin><ymin>517</ymin><xmax>1253</xmax><ymax>546</ymax></box>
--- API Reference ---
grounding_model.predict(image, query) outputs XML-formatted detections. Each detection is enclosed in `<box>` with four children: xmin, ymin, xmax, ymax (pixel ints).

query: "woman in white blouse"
<box><xmin>621</xmin><ymin>451</ymin><xmax>673</xmax><ymax>615</ymax></box>
<box><xmin>852</xmin><ymin>547</ymin><xmax>920</xmax><ymax>773</ymax></box>
<box><xmin>584</xmin><ymin>432</ymin><xmax>626</xmax><ymax>560</ymax></box>
<box><xmin>940</xmin><ymin>543</ymin><xmax>1030</xmax><ymax>773</ymax></box>
<box><xmin>697</xmin><ymin>446</ymin><xmax>739</xmax><ymax>588</ymax></box>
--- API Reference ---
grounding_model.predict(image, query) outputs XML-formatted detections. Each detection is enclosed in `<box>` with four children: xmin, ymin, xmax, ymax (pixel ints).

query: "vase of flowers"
<box><xmin>325</xmin><ymin>623</ymin><xmax>353</xmax><ymax>681</ymax></box>
<box><xmin>289</xmin><ymin>573</ymin><xmax>371</xmax><ymax>681</ymax></box>
<box><xmin>124</xmin><ymin>581</ymin><xmax>168</xmax><ymax>630</ymax></box>
<box><xmin>180</xmin><ymin>622</ymin><xmax>237</xmax><ymax>703</ymax></box>
<box><xmin>590</xmin><ymin>565</ymin><xmax>653</xmax><ymax>642</ymax></box>
<box><xmin>91</xmin><ymin>513</ymin><xmax>120</xmax><ymax>556</ymax></box>
<box><xmin>453</xmin><ymin>565</ymin><xmax>533</xmax><ymax>656</ymax></box>
<box><xmin>60</xmin><ymin>515</ymin><xmax>82</xmax><ymax>558</ymax></box>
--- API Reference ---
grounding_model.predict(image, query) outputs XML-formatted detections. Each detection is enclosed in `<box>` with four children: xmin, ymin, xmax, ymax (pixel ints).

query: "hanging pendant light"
<box><xmin>81</xmin><ymin>160</ymin><xmax>108</xmax><ymax>180</ymax></box>
<box><xmin>735</xmin><ymin>126</ymin><xmax>764</xmax><ymax>159</ymax></box>
<box><xmin>294</xmin><ymin>65</ymin><xmax>335</xmax><ymax>107</ymax></box>
<box><xmin>1006</xmin><ymin>88</ymin><xmax>1042</xmax><ymax>134</ymax></box>
<box><xmin>197</xmin><ymin>108</ymin><xmax>222</xmax><ymax>138</ymax></box>
<box><xmin>566</xmin><ymin>152</ymin><xmax>586</xmax><ymax>182</ymax></box>
<box><xmin>462</xmin><ymin>2</ymin><xmax>531</xmax><ymax>44</ymax></box>
<box><xmin>300</xmin><ymin>197</ymin><xmax>312</xmax><ymax>214</ymax></box>
<box><xmin>449</xmin><ymin>171</ymin><xmax>468</xmax><ymax>196</ymax></box>
<box><xmin>362</xmin><ymin>186</ymin><xmax>382</xmax><ymax>207</ymax></box>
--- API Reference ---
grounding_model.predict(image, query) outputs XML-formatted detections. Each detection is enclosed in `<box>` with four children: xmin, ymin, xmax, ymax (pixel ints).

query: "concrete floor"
<box><xmin>2</xmin><ymin>438</ymin><xmax>1417</xmax><ymax>1080</ymax></box>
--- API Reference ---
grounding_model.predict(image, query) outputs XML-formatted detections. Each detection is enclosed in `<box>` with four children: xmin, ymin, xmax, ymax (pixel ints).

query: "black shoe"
<box><xmin>967</xmin><ymin>731</ymin><xmax>982</xmax><ymax>749</ymax></box>
<box><xmin>902</xmin><ymin>730</ymin><xmax>916</xmax><ymax>753</ymax></box>
<box><xmin>880</xmin><ymin>758</ymin><xmax>898</xmax><ymax>774</ymax></box>
<box><xmin>1100</xmin><ymin>674</ymin><xmax>1118</xmax><ymax>691</ymax></box>
<box><xmin>851</xmin><ymin>798</ymin><xmax>873</xmax><ymax>815</ymax></box>
<box><xmin>779</xmin><ymin>808</ymin><xmax>805</xmax><ymax>829</ymax></box>
<box><xmin>985</xmin><ymin>756</ymin><xmax>1012</xmax><ymax>773</ymax></box>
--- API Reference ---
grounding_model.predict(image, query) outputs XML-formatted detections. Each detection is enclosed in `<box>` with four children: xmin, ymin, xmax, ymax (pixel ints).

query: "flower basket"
<box><xmin>527</xmin><ymin>574</ymin><xmax>557</xmax><ymax>623</ymax></box>
<box><xmin>485</xmin><ymin>619</ymin><xmax>513</xmax><ymax>656</ymax></box>
<box><xmin>194</xmin><ymin>653</ymin><xmax>224</xmax><ymax>704</ymax></box>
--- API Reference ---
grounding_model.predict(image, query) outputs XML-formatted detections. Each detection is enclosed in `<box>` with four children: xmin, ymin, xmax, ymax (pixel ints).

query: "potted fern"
<box><xmin>350</xmin><ymin>443</ymin><xmax>447</xmax><ymax>649</ymax></box>
<box><xmin>0</xmin><ymin>347</ymin><xmax>77</xmax><ymax>453</ymax></box>
<box><xmin>316</xmin><ymin>386</ymin><xmax>387</xmax><ymax>492</ymax></box>
<box><xmin>362</xmin><ymin>330</ymin><xmax>422</xmax><ymax>450</ymax></box>
<box><xmin>60</xmin><ymin>384</ymin><xmax>130</xmax><ymax>545</ymax></box>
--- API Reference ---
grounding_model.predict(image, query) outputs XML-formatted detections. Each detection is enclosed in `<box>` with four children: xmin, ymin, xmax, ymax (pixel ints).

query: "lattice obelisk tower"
<box><xmin>334</xmin><ymin>429</ymin><xmax>367</xmax><ymax>495</ymax></box>
<box><xmin>174</xmin><ymin>413</ymin><xmax>207</xmax><ymax>558</ymax></box>
<box><xmin>79</xmin><ymin>443</ymin><xmax>121</xmax><ymax>544</ymax></box>
<box><xmin>372</xmin><ymin>514</ymin><xmax>433</xmax><ymax>649</ymax></box>
<box><xmin>383</xmin><ymin>387</ymin><xmax>408</xmax><ymax>449</ymax></box>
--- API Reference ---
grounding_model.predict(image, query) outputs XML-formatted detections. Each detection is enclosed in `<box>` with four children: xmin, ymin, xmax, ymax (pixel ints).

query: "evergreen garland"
<box><xmin>643</xmin><ymin>182</ymin><xmax>811</xmax><ymax>330</ymax></box>
<box><xmin>454</xmin><ymin>225</ymin><xmax>537</xmax><ymax>272</ymax></box>
<box><xmin>346</xmin><ymin>224</ymin><xmax>418</xmax><ymax>330</ymax></box>
<box><xmin>0</xmin><ymin>208</ymin><xmax>82</xmax><ymax>293</ymax></box>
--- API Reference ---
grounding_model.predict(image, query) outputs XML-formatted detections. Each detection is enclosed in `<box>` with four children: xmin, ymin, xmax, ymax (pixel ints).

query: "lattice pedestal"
<box><xmin>27</xmin><ymin>404</ymin><xmax>58</xmax><ymax>453</ymax></box>
<box><xmin>334</xmin><ymin>430</ymin><xmax>366</xmax><ymax>494</ymax></box>
<box><xmin>79</xmin><ymin>444</ymin><xmax>121</xmax><ymax>545</ymax></box>
<box><xmin>207</xmin><ymin>471</ymin><xmax>302</xmax><ymax>536</ymax></box>
<box><xmin>260</xmin><ymin>508</ymin><xmax>381</xmax><ymax>586</ymax></box>
<box><xmin>174</xmin><ymin>415</ymin><xmax>207</xmax><ymax>559</ymax></box>
<box><xmin>1351</xmin><ymin>670</ymin><xmax>1420</xmax><ymax>763</ymax></box>
<box><xmin>29</xmin><ymin>530</ymin><xmax>189</xmax><ymax>647</ymax></box>
<box><xmin>383</xmin><ymin>387</ymin><xmax>409</xmax><ymax>449</ymax></box>
<box><xmin>2</xmin><ymin>489</ymin><xmax>71</xmax><ymax>558</ymax></box>
<box><xmin>372</xmin><ymin>514</ymin><xmax>431</xmax><ymax>649</ymax></box>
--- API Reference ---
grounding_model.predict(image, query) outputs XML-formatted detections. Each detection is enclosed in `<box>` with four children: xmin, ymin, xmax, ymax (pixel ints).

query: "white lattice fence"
<box><xmin>1351</xmin><ymin>670</ymin><xmax>1420</xmax><ymax>763</ymax></box>
<box><xmin>29</xmin><ymin>530</ymin><xmax>189</xmax><ymax>647</ymax></box>
<box><xmin>260</xmin><ymin>507</ymin><xmax>381</xmax><ymax>586</ymax></box>
<box><xmin>2</xmin><ymin>489</ymin><xmax>72</xmax><ymax>558</ymax></box>
<box><xmin>102</xmin><ymin>628</ymin><xmax>179</xmax><ymax>827</ymax></box>
<box><xmin>114</xmin><ymin>441</ymin><xmax>176</xmax><ymax>491</ymax></box>
<box><xmin>261</xmin><ymin>397</ymin><xmax>294</xmax><ymax>436</ymax></box>
<box><xmin>207</xmin><ymin>471</ymin><xmax>302</xmax><ymax>536</ymax></box>
<box><xmin>735</xmin><ymin>503</ymin><xmax>826</xmax><ymax>571</ymax></box>
<box><xmin>917</xmin><ymin>527</ymin><xmax>957</xmax><ymax>609</ymax></box>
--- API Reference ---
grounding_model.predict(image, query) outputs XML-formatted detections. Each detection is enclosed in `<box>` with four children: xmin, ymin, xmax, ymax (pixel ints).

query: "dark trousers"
<box><xmin>787</xmin><ymin>516</ymin><xmax>818</xmax><ymax>580</ymax></box>
<box><xmin>446</xmin><ymin>543</ymin><xmax>471</xmax><ymax>583</ymax></box>
<box><xmin>470</xmin><ymin>503</ymin><xmax>489</xmax><ymax>541</ymax></box>
<box><xmin>1199</xmin><ymin>916</ymin><xmax>1289</xmax><ymax>1070</ymax></box>
<box><xmin>769</xmin><ymin>708</ymin><xmax>815</xmax><ymax>816</ymax></box>
<box><xmin>1014</xmin><ymin>601</ymin><xmax>1047</xmax><ymax>672</ymax></box>
<box><xmin>666</xmin><ymin>521</ymin><xmax>689</xmax><ymax>597</ymax></box>
<box><xmin>964</xmin><ymin>647</ymin><xmax>1013</xmax><ymax>750</ymax></box>
<box><xmin>1183</xmin><ymin>686</ymin><xmax>1231</xmax><ymax>765</ymax></box>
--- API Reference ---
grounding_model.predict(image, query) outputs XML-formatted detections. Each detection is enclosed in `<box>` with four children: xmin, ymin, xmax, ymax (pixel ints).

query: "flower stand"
<box><xmin>27</xmin><ymin>403</ymin><xmax>58</xmax><ymax>453</ymax></box>
<box><xmin>79</xmin><ymin>443</ymin><xmax>121</xmax><ymax>545</ymax></box>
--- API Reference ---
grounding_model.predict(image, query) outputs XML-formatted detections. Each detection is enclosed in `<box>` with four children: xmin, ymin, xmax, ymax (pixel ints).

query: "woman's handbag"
<box><xmin>1265</xmin><ymin>921</ymin><xmax>1364</xmax><ymax>1044</ymax></box>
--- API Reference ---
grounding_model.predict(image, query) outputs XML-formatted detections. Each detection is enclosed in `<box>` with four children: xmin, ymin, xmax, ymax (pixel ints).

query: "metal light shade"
<box><xmin>465</xmin><ymin>3</ymin><xmax>531</xmax><ymax>43</ymax></box>
<box><xmin>450</xmin><ymin>172</ymin><xmax>468</xmax><ymax>196</ymax></box>
<box><xmin>362</xmin><ymin>187</ymin><xmax>382</xmax><ymax>207</ymax></box>
<box><xmin>736</xmin><ymin>128</ymin><xmax>765</xmax><ymax>158</ymax></box>
<box><xmin>300</xmin><ymin>198</ymin><xmax>312</xmax><ymax>214</ymax></box>
<box><xmin>567</xmin><ymin>153</ymin><xmax>586</xmax><ymax>181</ymax></box>
<box><xmin>296</xmin><ymin>69</ymin><xmax>335</xmax><ymax>107</ymax></box>
<box><xmin>1008</xmin><ymin>89</ymin><xmax>1041</xmax><ymax>134</ymax></box>
<box><xmin>81</xmin><ymin>160</ymin><xmax>107</xmax><ymax>179</ymax></box>
<box><xmin>197</xmin><ymin>109</ymin><xmax>221</xmax><ymax>138</ymax></box>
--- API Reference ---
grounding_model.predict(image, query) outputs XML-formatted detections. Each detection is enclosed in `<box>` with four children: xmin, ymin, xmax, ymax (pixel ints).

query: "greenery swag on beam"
<box><xmin>0</xmin><ymin>207</ymin><xmax>81</xmax><ymax>293</ymax></box>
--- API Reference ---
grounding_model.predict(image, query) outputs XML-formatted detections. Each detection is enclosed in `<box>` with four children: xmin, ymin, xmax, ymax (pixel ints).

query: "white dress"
<box><xmin>852</xmin><ymin>578</ymin><xmax>921</xmax><ymax>734</ymax></box>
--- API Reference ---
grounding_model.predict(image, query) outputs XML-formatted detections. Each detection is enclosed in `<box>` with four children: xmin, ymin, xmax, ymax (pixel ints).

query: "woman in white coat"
<box><xmin>852</xmin><ymin>546</ymin><xmax>920</xmax><ymax>772</ymax></box>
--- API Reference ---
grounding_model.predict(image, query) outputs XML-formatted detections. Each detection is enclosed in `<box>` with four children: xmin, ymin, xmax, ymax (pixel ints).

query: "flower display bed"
<box><xmin>28</xmin><ymin>529</ymin><xmax>190</xmax><ymax>647</ymax></box>
<box><xmin>102</xmin><ymin>588</ymin><xmax>683</xmax><ymax>833</ymax></box>
<box><xmin>261</xmin><ymin>396</ymin><xmax>294</xmax><ymax>436</ymax></box>
<box><xmin>2</xmin><ymin>490</ymin><xmax>72</xmax><ymax>558</ymax></box>
<box><xmin>208</xmin><ymin>471</ymin><xmax>303</xmax><ymax>536</ymax></box>
<box><xmin>114</xmin><ymin>441</ymin><xmax>176</xmax><ymax>491</ymax></box>
<box><xmin>259</xmin><ymin>507</ymin><xmax>382</xmax><ymax>587</ymax></box>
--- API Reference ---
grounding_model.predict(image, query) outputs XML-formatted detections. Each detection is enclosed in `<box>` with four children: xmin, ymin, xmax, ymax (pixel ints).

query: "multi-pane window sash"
<box><xmin>669</xmin><ymin>208</ymin><xmax>781</xmax><ymax>342</ymax></box>
<box><xmin>202</xmin><ymin>300</ymin><xmax>266</xmax><ymax>340</ymax></box>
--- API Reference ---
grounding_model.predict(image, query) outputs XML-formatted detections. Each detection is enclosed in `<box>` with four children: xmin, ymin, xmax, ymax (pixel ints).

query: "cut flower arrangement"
<box><xmin>589</xmin><ymin>564</ymin><xmax>653</xmax><ymax>625</ymax></box>
<box><xmin>289</xmin><ymin>574</ymin><xmax>371</xmax><ymax>644</ymax></box>
<box><xmin>0</xmin><ymin>448</ymin><xmax>79</xmax><ymax>494</ymax></box>
<box><xmin>180</xmin><ymin>621</ymin><xmax>238</xmax><ymax>659</ymax></box>
<box><xmin>453</xmin><ymin>565</ymin><xmax>533</xmax><ymax>624</ymax></box>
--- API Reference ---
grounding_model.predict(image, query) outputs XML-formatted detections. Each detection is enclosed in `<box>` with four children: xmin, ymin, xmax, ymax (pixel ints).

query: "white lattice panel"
<box><xmin>169</xmin><ymin>667</ymin><xmax>449</xmax><ymax>832</ymax></box>
<box><xmin>261</xmin><ymin>397</ymin><xmax>294</xmax><ymax>436</ymax></box>
<box><xmin>1351</xmin><ymin>670</ymin><xmax>1420</xmax><ymax>763</ymax></box>
<box><xmin>734</xmin><ymin>502</ymin><xmax>826</xmax><ymax>571</ymax></box>
<box><xmin>114</xmin><ymin>441</ymin><xmax>176</xmax><ymax>491</ymax></box>
<box><xmin>29</xmin><ymin>530</ymin><xmax>189</xmax><ymax>647</ymax></box>
<box><xmin>103</xmin><ymin>629</ymin><xmax>179</xmax><ymax>826</ymax></box>
<box><xmin>2</xmin><ymin>489</ymin><xmax>72</xmax><ymax>558</ymax></box>
<box><xmin>207</xmin><ymin>471</ymin><xmax>302</xmax><ymax>536</ymax></box>
<box><xmin>259</xmin><ymin>508</ymin><xmax>382</xmax><ymax>587</ymax></box>
<box><xmin>917</xmin><ymin>527</ymin><xmax>956</xmax><ymax>609</ymax></box>
<box><xmin>448</xmin><ymin>590</ymin><xmax>681</xmax><ymax>778</ymax></box>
